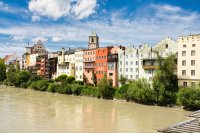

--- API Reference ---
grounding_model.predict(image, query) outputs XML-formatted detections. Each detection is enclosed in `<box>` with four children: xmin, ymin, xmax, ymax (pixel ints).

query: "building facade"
<box><xmin>57</xmin><ymin>48</ymin><xmax>75</xmax><ymax>77</ymax></box>
<box><xmin>177</xmin><ymin>34</ymin><xmax>200</xmax><ymax>87</ymax></box>
<box><xmin>75</xmin><ymin>49</ymin><xmax>84</xmax><ymax>81</ymax></box>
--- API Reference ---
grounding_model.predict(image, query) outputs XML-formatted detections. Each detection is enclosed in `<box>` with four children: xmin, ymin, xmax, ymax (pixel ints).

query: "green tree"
<box><xmin>153</xmin><ymin>52</ymin><xmax>178</xmax><ymax>106</ymax></box>
<box><xmin>98</xmin><ymin>74</ymin><xmax>114</xmax><ymax>99</ymax></box>
<box><xmin>66</xmin><ymin>76</ymin><xmax>75</xmax><ymax>84</ymax></box>
<box><xmin>119</xmin><ymin>75</ymin><xmax>127</xmax><ymax>85</ymax></box>
<box><xmin>6</xmin><ymin>64</ymin><xmax>18</xmax><ymax>86</ymax></box>
<box><xmin>55</xmin><ymin>74</ymin><xmax>68</xmax><ymax>82</ymax></box>
<box><xmin>0</xmin><ymin>59</ymin><xmax>6</xmax><ymax>81</ymax></box>
<box><xmin>15</xmin><ymin>70</ymin><xmax>31</xmax><ymax>87</ymax></box>
<box><xmin>92</xmin><ymin>70</ymin><xmax>97</xmax><ymax>86</ymax></box>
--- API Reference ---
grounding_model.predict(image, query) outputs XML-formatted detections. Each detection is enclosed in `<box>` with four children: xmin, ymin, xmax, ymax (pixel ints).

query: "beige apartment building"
<box><xmin>177</xmin><ymin>34</ymin><xmax>200</xmax><ymax>87</ymax></box>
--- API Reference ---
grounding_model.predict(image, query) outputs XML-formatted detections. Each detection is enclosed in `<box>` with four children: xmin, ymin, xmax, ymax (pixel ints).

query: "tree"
<box><xmin>66</xmin><ymin>76</ymin><xmax>75</xmax><ymax>84</ymax></box>
<box><xmin>55</xmin><ymin>74</ymin><xmax>67</xmax><ymax>82</ymax></box>
<box><xmin>15</xmin><ymin>70</ymin><xmax>31</xmax><ymax>87</ymax></box>
<box><xmin>0</xmin><ymin>59</ymin><xmax>6</xmax><ymax>81</ymax></box>
<box><xmin>92</xmin><ymin>70</ymin><xmax>97</xmax><ymax>86</ymax></box>
<box><xmin>119</xmin><ymin>75</ymin><xmax>127</xmax><ymax>85</ymax></box>
<box><xmin>6</xmin><ymin>64</ymin><xmax>18</xmax><ymax>86</ymax></box>
<box><xmin>152</xmin><ymin>52</ymin><xmax>178</xmax><ymax>105</ymax></box>
<box><xmin>98</xmin><ymin>74</ymin><xmax>114</xmax><ymax>99</ymax></box>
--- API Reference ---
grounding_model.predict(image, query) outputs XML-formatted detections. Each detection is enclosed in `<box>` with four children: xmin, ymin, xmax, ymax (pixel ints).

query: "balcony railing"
<box><xmin>142</xmin><ymin>65</ymin><xmax>159</xmax><ymax>69</ymax></box>
<box><xmin>83</xmin><ymin>65</ymin><xmax>95</xmax><ymax>69</ymax></box>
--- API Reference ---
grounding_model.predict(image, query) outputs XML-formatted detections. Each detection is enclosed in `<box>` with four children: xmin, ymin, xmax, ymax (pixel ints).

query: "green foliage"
<box><xmin>15</xmin><ymin>71</ymin><xmax>31</xmax><ymax>88</ymax></box>
<box><xmin>119</xmin><ymin>75</ymin><xmax>127</xmax><ymax>85</ymax></box>
<box><xmin>177</xmin><ymin>88</ymin><xmax>200</xmax><ymax>110</ymax></box>
<box><xmin>98</xmin><ymin>74</ymin><xmax>115</xmax><ymax>99</ymax></box>
<box><xmin>0</xmin><ymin>59</ymin><xmax>6</xmax><ymax>81</ymax></box>
<box><xmin>66</xmin><ymin>76</ymin><xmax>75</xmax><ymax>84</ymax></box>
<box><xmin>114</xmin><ymin>84</ymin><xmax>129</xmax><ymax>100</ymax></box>
<box><xmin>71</xmin><ymin>84</ymin><xmax>83</xmax><ymax>95</ymax></box>
<box><xmin>81</xmin><ymin>86</ymin><xmax>100</xmax><ymax>98</ymax></box>
<box><xmin>76</xmin><ymin>81</ymin><xmax>84</xmax><ymax>85</ymax></box>
<box><xmin>126</xmin><ymin>79</ymin><xmax>156</xmax><ymax>104</ymax></box>
<box><xmin>29</xmin><ymin>80</ymin><xmax>49</xmax><ymax>91</ymax></box>
<box><xmin>6</xmin><ymin>64</ymin><xmax>18</xmax><ymax>86</ymax></box>
<box><xmin>47</xmin><ymin>83</ymin><xmax>60</xmax><ymax>93</ymax></box>
<box><xmin>55</xmin><ymin>74</ymin><xmax>67</xmax><ymax>82</ymax></box>
<box><xmin>57</xmin><ymin>84</ymin><xmax>72</xmax><ymax>94</ymax></box>
<box><xmin>153</xmin><ymin>52</ymin><xmax>178</xmax><ymax>105</ymax></box>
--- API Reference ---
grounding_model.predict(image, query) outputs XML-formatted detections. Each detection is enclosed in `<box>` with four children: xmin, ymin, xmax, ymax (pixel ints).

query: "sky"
<box><xmin>0</xmin><ymin>0</ymin><xmax>200</xmax><ymax>57</ymax></box>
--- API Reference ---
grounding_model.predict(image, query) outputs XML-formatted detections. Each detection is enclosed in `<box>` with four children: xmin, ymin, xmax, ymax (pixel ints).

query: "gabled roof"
<box><xmin>158</xmin><ymin>119</ymin><xmax>200</xmax><ymax>133</ymax></box>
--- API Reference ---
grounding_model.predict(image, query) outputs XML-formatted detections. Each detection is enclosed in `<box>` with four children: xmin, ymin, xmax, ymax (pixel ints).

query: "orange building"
<box><xmin>95</xmin><ymin>47</ymin><xmax>110</xmax><ymax>83</ymax></box>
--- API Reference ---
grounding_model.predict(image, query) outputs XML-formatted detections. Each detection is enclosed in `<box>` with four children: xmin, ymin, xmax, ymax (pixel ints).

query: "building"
<box><xmin>118</xmin><ymin>37</ymin><xmax>177</xmax><ymax>85</ymax></box>
<box><xmin>57</xmin><ymin>48</ymin><xmax>75</xmax><ymax>77</ymax></box>
<box><xmin>75</xmin><ymin>49</ymin><xmax>84</xmax><ymax>81</ymax></box>
<box><xmin>107</xmin><ymin>46</ymin><xmax>119</xmax><ymax>86</ymax></box>
<box><xmin>177</xmin><ymin>34</ymin><xmax>200</xmax><ymax>87</ymax></box>
<box><xmin>36</xmin><ymin>55</ymin><xmax>50</xmax><ymax>78</ymax></box>
<box><xmin>83</xmin><ymin>33</ymin><xmax>99</xmax><ymax>85</ymax></box>
<box><xmin>3</xmin><ymin>53</ymin><xmax>19</xmax><ymax>65</ymax></box>
<box><xmin>19</xmin><ymin>54</ymin><xmax>27</xmax><ymax>70</ymax></box>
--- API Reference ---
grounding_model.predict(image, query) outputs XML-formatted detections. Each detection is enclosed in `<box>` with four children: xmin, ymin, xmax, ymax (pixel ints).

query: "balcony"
<box><xmin>107</xmin><ymin>54</ymin><xmax>118</xmax><ymax>62</ymax></box>
<box><xmin>58</xmin><ymin>62</ymin><xmax>69</xmax><ymax>66</ymax></box>
<box><xmin>83</xmin><ymin>65</ymin><xmax>95</xmax><ymax>69</ymax></box>
<box><xmin>142</xmin><ymin>65</ymin><xmax>159</xmax><ymax>69</ymax></box>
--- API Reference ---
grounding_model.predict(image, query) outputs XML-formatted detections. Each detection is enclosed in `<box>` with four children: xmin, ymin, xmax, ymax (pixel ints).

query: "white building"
<box><xmin>118</xmin><ymin>37</ymin><xmax>178</xmax><ymax>85</ymax></box>
<box><xmin>75</xmin><ymin>49</ymin><xmax>84</xmax><ymax>81</ymax></box>
<box><xmin>57</xmin><ymin>48</ymin><xmax>75</xmax><ymax>77</ymax></box>
<box><xmin>177</xmin><ymin>34</ymin><xmax>200</xmax><ymax>87</ymax></box>
<box><xmin>3</xmin><ymin>53</ymin><xmax>19</xmax><ymax>65</ymax></box>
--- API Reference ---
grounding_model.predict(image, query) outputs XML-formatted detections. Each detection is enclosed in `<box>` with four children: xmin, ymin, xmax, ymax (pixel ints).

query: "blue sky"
<box><xmin>0</xmin><ymin>0</ymin><xmax>200</xmax><ymax>57</ymax></box>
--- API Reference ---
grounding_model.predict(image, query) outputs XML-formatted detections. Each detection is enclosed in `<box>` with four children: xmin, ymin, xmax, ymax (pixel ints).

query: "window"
<box><xmin>109</xmin><ymin>73</ymin><xmax>113</xmax><ymax>76</ymax></box>
<box><xmin>183</xmin><ymin>44</ymin><xmax>186</xmax><ymax>48</ymax></box>
<box><xmin>182</xmin><ymin>51</ymin><xmax>186</xmax><ymax>56</ymax></box>
<box><xmin>182</xmin><ymin>70</ymin><xmax>186</xmax><ymax>76</ymax></box>
<box><xmin>120</xmin><ymin>61</ymin><xmax>122</xmax><ymax>65</ymax></box>
<box><xmin>183</xmin><ymin>82</ymin><xmax>187</xmax><ymax>87</ymax></box>
<box><xmin>191</xmin><ymin>70</ymin><xmax>195</xmax><ymax>76</ymax></box>
<box><xmin>126</xmin><ymin>68</ymin><xmax>128</xmax><ymax>72</ymax></box>
<box><xmin>131</xmin><ymin>61</ymin><xmax>133</xmax><ymax>65</ymax></box>
<box><xmin>165</xmin><ymin>44</ymin><xmax>168</xmax><ymax>49</ymax></box>
<box><xmin>182</xmin><ymin>60</ymin><xmax>186</xmax><ymax>66</ymax></box>
<box><xmin>191</xmin><ymin>50</ymin><xmax>195</xmax><ymax>56</ymax></box>
<box><xmin>120</xmin><ymin>68</ymin><xmax>122</xmax><ymax>72</ymax></box>
<box><xmin>191</xmin><ymin>60</ymin><xmax>195</xmax><ymax>66</ymax></box>
<box><xmin>192</xmin><ymin>44</ymin><xmax>196</xmax><ymax>47</ymax></box>
<box><xmin>191</xmin><ymin>82</ymin><xmax>196</xmax><ymax>87</ymax></box>
<box><xmin>136</xmin><ymin>75</ymin><xmax>138</xmax><ymax>79</ymax></box>
<box><xmin>126</xmin><ymin>61</ymin><xmax>128</xmax><ymax>65</ymax></box>
<box><xmin>87</xmin><ymin>70</ymin><xmax>90</xmax><ymax>73</ymax></box>
<box><xmin>135</xmin><ymin>68</ymin><xmax>138</xmax><ymax>72</ymax></box>
<box><xmin>130</xmin><ymin>75</ymin><xmax>133</xmax><ymax>79</ymax></box>
<box><xmin>136</xmin><ymin>61</ymin><xmax>138</xmax><ymax>65</ymax></box>
<box><xmin>130</xmin><ymin>68</ymin><xmax>133</xmax><ymax>72</ymax></box>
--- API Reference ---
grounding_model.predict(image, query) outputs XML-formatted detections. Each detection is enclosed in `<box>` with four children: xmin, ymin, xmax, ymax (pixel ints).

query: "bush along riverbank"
<box><xmin>1</xmin><ymin>57</ymin><xmax>200</xmax><ymax>111</ymax></box>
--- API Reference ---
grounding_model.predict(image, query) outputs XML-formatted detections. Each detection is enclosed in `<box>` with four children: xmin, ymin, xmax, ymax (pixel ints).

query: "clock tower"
<box><xmin>88</xmin><ymin>32</ymin><xmax>99</xmax><ymax>49</ymax></box>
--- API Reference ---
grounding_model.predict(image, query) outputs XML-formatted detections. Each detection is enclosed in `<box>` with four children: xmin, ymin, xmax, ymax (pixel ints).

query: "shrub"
<box><xmin>177</xmin><ymin>88</ymin><xmax>200</xmax><ymax>110</ymax></box>
<box><xmin>98</xmin><ymin>75</ymin><xmax>115</xmax><ymax>99</ymax></box>
<box><xmin>47</xmin><ymin>83</ymin><xmax>60</xmax><ymax>93</ymax></box>
<box><xmin>71</xmin><ymin>84</ymin><xmax>83</xmax><ymax>95</ymax></box>
<box><xmin>66</xmin><ymin>76</ymin><xmax>75</xmax><ymax>84</ymax></box>
<box><xmin>76</xmin><ymin>81</ymin><xmax>84</xmax><ymax>85</ymax></box>
<box><xmin>81</xmin><ymin>86</ymin><xmax>100</xmax><ymax>98</ymax></box>
<box><xmin>114</xmin><ymin>84</ymin><xmax>129</xmax><ymax>100</ymax></box>
<box><xmin>55</xmin><ymin>74</ymin><xmax>67</xmax><ymax>82</ymax></box>
<box><xmin>126</xmin><ymin>79</ymin><xmax>156</xmax><ymax>105</ymax></box>
<box><xmin>15</xmin><ymin>71</ymin><xmax>31</xmax><ymax>87</ymax></box>
<box><xmin>29</xmin><ymin>80</ymin><xmax>49</xmax><ymax>91</ymax></box>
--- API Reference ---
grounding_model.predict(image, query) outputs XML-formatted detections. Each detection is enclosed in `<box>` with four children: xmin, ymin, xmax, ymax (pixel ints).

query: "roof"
<box><xmin>158</xmin><ymin>118</ymin><xmax>200</xmax><ymax>133</ymax></box>
<box><xmin>186</xmin><ymin>110</ymin><xmax>200</xmax><ymax>118</ymax></box>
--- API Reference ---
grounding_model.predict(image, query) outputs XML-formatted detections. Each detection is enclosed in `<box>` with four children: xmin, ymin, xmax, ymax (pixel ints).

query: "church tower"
<box><xmin>88</xmin><ymin>32</ymin><xmax>99</xmax><ymax>49</ymax></box>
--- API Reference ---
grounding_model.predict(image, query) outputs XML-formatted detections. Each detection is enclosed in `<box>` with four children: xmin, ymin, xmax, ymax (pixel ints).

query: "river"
<box><xmin>0</xmin><ymin>85</ymin><xmax>190</xmax><ymax>133</ymax></box>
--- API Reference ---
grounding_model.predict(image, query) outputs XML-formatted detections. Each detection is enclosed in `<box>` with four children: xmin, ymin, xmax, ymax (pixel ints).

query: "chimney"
<box><xmin>62</xmin><ymin>48</ymin><xmax>65</xmax><ymax>63</ymax></box>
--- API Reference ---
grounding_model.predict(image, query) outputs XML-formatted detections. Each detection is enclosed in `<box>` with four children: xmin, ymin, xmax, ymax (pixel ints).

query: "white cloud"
<box><xmin>0</xmin><ymin>1</ymin><xmax>28</xmax><ymax>14</ymax></box>
<box><xmin>151</xmin><ymin>4</ymin><xmax>181</xmax><ymax>12</ymax></box>
<box><xmin>71</xmin><ymin>0</ymin><xmax>97</xmax><ymax>19</ymax></box>
<box><xmin>52</xmin><ymin>36</ymin><xmax>62</xmax><ymax>42</ymax></box>
<box><xmin>28</xmin><ymin>0</ymin><xmax>97</xmax><ymax>20</ymax></box>
<box><xmin>32</xmin><ymin>14</ymin><xmax>40</xmax><ymax>21</ymax></box>
<box><xmin>1</xmin><ymin>3</ymin><xmax>200</xmax><ymax>57</ymax></box>
<box><xmin>10</xmin><ymin>35</ymin><xmax>25</xmax><ymax>41</ymax></box>
<box><xmin>32</xmin><ymin>37</ymin><xmax>48</xmax><ymax>43</ymax></box>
